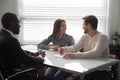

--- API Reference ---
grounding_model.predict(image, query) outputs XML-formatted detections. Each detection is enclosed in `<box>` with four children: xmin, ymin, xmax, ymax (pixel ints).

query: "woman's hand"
<box><xmin>49</xmin><ymin>45</ymin><xmax>60</xmax><ymax>51</ymax></box>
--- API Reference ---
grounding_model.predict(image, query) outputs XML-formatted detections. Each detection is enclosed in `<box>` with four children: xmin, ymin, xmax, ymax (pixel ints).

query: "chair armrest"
<box><xmin>6</xmin><ymin>68</ymin><xmax>34</xmax><ymax>80</ymax></box>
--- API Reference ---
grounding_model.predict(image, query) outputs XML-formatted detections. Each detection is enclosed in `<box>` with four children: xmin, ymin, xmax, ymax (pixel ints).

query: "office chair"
<box><xmin>0</xmin><ymin>56</ymin><xmax>50</xmax><ymax>80</ymax></box>
<box><xmin>0</xmin><ymin>56</ymin><xmax>37</xmax><ymax>80</ymax></box>
<box><xmin>0</xmin><ymin>67</ymin><xmax>35</xmax><ymax>80</ymax></box>
<box><xmin>0</xmin><ymin>69</ymin><xmax>4</xmax><ymax>80</ymax></box>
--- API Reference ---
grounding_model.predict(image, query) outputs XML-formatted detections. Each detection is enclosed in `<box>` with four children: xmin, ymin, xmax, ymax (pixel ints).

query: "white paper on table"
<box><xmin>65</xmin><ymin>62</ymin><xmax>87</xmax><ymax>72</ymax></box>
<box><xmin>54</xmin><ymin>54</ymin><xmax>63</xmax><ymax>58</ymax></box>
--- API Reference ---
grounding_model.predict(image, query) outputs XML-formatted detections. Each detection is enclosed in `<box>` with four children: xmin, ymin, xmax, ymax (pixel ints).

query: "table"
<box><xmin>44</xmin><ymin>50</ymin><xmax>120</xmax><ymax>80</ymax></box>
<box><xmin>22</xmin><ymin>45</ymin><xmax>120</xmax><ymax>80</ymax></box>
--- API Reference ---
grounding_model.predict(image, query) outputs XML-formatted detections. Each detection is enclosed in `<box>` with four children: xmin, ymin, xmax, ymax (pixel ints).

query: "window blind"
<box><xmin>18</xmin><ymin>0</ymin><xmax>109</xmax><ymax>44</ymax></box>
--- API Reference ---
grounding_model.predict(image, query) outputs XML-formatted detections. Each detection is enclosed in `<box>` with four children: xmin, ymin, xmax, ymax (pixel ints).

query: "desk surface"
<box><xmin>22</xmin><ymin>45</ymin><xmax>120</xmax><ymax>79</ymax></box>
<box><xmin>44</xmin><ymin>50</ymin><xmax>119</xmax><ymax>74</ymax></box>
<box><xmin>22</xmin><ymin>45</ymin><xmax>119</xmax><ymax>73</ymax></box>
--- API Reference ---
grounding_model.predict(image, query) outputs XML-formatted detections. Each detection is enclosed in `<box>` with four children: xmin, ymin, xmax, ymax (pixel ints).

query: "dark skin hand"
<box><xmin>33</xmin><ymin>50</ymin><xmax>46</xmax><ymax>58</ymax></box>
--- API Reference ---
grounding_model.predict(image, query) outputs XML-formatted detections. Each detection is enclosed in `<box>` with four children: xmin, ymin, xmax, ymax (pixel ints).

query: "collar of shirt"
<box><xmin>60</xmin><ymin>33</ymin><xmax>66</xmax><ymax>39</ymax></box>
<box><xmin>2</xmin><ymin>28</ymin><xmax>16</xmax><ymax>38</ymax></box>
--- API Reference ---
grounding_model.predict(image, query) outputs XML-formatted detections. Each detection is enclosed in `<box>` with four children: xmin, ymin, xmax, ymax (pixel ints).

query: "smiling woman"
<box><xmin>18</xmin><ymin>0</ymin><xmax>109</xmax><ymax>45</ymax></box>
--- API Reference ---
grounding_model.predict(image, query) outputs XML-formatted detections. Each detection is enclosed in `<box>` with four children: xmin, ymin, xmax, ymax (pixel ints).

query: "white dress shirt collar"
<box><xmin>2</xmin><ymin>28</ymin><xmax>16</xmax><ymax>38</ymax></box>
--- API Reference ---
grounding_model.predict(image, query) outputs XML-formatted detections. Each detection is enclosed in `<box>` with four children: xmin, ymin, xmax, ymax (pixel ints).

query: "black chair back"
<box><xmin>0</xmin><ymin>69</ymin><xmax>4</xmax><ymax>80</ymax></box>
<box><xmin>0</xmin><ymin>56</ymin><xmax>5</xmax><ymax>80</ymax></box>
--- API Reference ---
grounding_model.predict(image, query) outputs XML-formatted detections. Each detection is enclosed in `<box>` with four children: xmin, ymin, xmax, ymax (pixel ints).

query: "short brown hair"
<box><xmin>82</xmin><ymin>15</ymin><xmax>98</xmax><ymax>30</ymax></box>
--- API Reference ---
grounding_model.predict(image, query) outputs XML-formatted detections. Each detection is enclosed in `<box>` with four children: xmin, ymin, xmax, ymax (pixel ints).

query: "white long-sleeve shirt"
<box><xmin>65</xmin><ymin>32</ymin><xmax>109</xmax><ymax>58</ymax></box>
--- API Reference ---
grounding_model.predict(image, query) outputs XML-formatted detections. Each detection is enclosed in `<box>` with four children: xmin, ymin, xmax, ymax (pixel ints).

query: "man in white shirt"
<box><xmin>58</xmin><ymin>15</ymin><xmax>111</xmax><ymax>80</ymax></box>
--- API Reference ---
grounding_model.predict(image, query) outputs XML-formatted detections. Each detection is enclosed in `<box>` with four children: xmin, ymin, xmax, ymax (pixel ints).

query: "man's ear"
<box><xmin>87</xmin><ymin>23</ymin><xmax>91</xmax><ymax>29</ymax></box>
<box><xmin>9</xmin><ymin>22</ymin><xmax>15</xmax><ymax>31</ymax></box>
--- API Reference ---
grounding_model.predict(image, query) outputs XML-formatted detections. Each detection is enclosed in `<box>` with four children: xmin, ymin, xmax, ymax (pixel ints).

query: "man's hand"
<box><xmin>34</xmin><ymin>50</ymin><xmax>45</xmax><ymax>58</ymax></box>
<box><xmin>63</xmin><ymin>53</ymin><xmax>76</xmax><ymax>59</ymax></box>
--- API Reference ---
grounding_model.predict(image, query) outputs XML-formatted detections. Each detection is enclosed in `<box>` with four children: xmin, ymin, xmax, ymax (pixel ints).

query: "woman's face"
<box><xmin>60</xmin><ymin>21</ymin><xmax>66</xmax><ymax>34</ymax></box>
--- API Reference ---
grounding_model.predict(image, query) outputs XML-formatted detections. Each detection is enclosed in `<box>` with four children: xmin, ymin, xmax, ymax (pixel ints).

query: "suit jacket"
<box><xmin>0</xmin><ymin>29</ymin><xmax>44</xmax><ymax>78</ymax></box>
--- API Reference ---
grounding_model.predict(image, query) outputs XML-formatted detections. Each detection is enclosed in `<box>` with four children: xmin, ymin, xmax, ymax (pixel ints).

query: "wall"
<box><xmin>109</xmin><ymin>0</ymin><xmax>120</xmax><ymax>37</ymax></box>
<box><xmin>0</xmin><ymin>0</ymin><xmax>120</xmax><ymax>41</ymax></box>
<box><xmin>0</xmin><ymin>0</ymin><xmax>18</xmax><ymax>28</ymax></box>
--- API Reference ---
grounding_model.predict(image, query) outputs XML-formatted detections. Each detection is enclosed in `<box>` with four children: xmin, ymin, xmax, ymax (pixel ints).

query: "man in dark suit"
<box><xmin>0</xmin><ymin>12</ymin><xmax>46</xmax><ymax>80</ymax></box>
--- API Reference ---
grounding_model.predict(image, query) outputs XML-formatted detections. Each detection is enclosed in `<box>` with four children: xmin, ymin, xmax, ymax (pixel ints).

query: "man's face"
<box><xmin>10</xmin><ymin>18</ymin><xmax>20</xmax><ymax>34</ymax></box>
<box><xmin>82</xmin><ymin>21</ymin><xmax>88</xmax><ymax>34</ymax></box>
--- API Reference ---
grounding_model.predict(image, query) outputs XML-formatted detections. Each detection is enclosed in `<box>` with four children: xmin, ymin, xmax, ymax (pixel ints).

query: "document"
<box><xmin>54</xmin><ymin>54</ymin><xmax>63</xmax><ymax>58</ymax></box>
<box><xmin>65</xmin><ymin>62</ymin><xmax>87</xmax><ymax>72</ymax></box>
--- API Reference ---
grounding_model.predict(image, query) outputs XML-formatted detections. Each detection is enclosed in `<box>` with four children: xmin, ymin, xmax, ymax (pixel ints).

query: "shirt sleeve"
<box><xmin>8</xmin><ymin>37</ymin><xmax>44</xmax><ymax>67</ymax></box>
<box><xmin>67</xmin><ymin>35</ymin><xmax>75</xmax><ymax>46</ymax></box>
<box><xmin>37</xmin><ymin>36</ymin><xmax>51</xmax><ymax>49</ymax></box>
<box><xmin>65</xmin><ymin>35</ymin><xmax>85</xmax><ymax>52</ymax></box>
<box><xmin>74</xmin><ymin>35</ymin><xmax>109</xmax><ymax>58</ymax></box>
